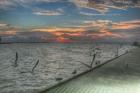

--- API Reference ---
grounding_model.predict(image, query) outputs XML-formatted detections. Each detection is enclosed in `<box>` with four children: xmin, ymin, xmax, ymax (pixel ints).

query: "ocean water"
<box><xmin>0</xmin><ymin>43</ymin><xmax>134</xmax><ymax>93</ymax></box>
<box><xmin>46</xmin><ymin>48</ymin><xmax>140</xmax><ymax>93</ymax></box>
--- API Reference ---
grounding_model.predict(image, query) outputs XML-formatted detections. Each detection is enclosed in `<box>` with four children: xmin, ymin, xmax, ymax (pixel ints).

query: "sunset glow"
<box><xmin>0</xmin><ymin>0</ymin><xmax>140</xmax><ymax>43</ymax></box>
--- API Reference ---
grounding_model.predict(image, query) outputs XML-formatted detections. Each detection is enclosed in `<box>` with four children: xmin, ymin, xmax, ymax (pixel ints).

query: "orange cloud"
<box><xmin>85</xmin><ymin>25</ymin><xmax>122</xmax><ymax>39</ymax></box>
<box><xmin>0</xmin><ymin>23</ymin><xmax>18</xmax><ymax>36</ymax></box>
<box><xmin>112</xmin><ymin>20</ymin><xmax>140</xmax><ymax>30</ymax></box>
<box><xmin>31</xmin><ymin>20</ymin><xmax>126</xmax><ymax>42</ymax></box>
<box><xmin>32</xmin><ymin>27</ymin><xmax>86</xmax><ymax>42</ymax></box>
<box><xmin>0</xmin><ymin>31</ymin><xmax>17</xmax><ymax>36</ymax></box>
<box><xmin>1</xmin><ymin>19</ymin><xmax>139</xmax><ymax>43</ymax></box>
<box><xmin>56</xmin><ymin>37</ymin><xmax>73</xmax><ymax>43</ymax></box>
<box><xmin>32</xmin><ymin>27</ymin><xmax>86</xmax><ymax>33</ymax></box>
<box><xmin>99</xmin><ymin>27</ymin><xmax>122</xmax><ymax>38</ymax></box>
<box><xmin>83</xmin><ymin>20</ymin><xmax>112</xmax><ymax>28</ymax></box>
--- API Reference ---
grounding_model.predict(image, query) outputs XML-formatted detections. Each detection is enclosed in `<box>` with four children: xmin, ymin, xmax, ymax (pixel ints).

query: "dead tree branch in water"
<box><xmin>14</xmin><ymin>52</ymin><xmax>18</xmax><ymax>67</ymax></box>
<box><xmin>115</xmin><ymin>46</ymin><xmax>119</xmax><ymax>57</ymax></box>
<box><xmin>79</xmin><ymin>61</ymin><xmax>92</xmax><ymax>68</ymax></box>
<box><xmin>72</xmin><ymin>69</ymin><xmax>77</xmax><ymax>74</ymax></box>
<box><xmin>90</xmin><ymin>53</ymin><xmax>97</xmax><ymax>67</ymax></box>
<box><xmin>0</xmin><ymin>36</ymin><xmax>2</xmax><ymax>43</ymax></box>
<box><xmin>31</xmin><ymin>59</ymin><xmax>39</xmax><ymax>73</ymax></box>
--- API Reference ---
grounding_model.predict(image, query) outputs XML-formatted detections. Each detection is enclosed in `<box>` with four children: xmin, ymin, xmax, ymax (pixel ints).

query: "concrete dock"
<box><xmin>40</xmin><ymin>48</ymin><xmax>140</xmax><ymax>93</ymax></box>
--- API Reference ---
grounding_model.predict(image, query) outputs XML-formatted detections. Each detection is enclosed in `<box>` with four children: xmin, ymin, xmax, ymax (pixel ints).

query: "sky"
<box><xmin>0</xmin><ymin>0</ymin><xmax>140</xmax><ymax>43</ymax></box>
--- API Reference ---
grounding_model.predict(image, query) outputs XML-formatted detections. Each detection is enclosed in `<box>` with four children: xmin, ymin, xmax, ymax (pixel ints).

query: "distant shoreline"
<box><xmin>0</xmin><ymin>41</ymin><xmax>134</xmax><ymax>44</ymax></box>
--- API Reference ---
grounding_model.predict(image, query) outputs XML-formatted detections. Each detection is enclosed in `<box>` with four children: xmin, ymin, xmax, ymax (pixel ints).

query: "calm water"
<box><xmin>44</xmin><ymin>48</ymin><xmax>140</xmax><ymax>93</ymax></box>
<box><xmin>0</xmin><ymin>43</ymin><xmax>134</xmax><ymax>93</ymax></box>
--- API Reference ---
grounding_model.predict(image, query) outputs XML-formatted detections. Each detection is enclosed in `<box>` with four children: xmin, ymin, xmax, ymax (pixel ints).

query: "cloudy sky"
<box><xmin>0</xmin><ymin>0</ymin><xmax>140</xmax><ymax>43</ymax></box>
